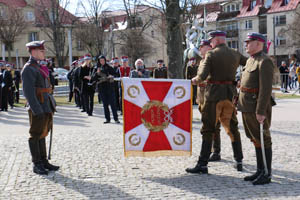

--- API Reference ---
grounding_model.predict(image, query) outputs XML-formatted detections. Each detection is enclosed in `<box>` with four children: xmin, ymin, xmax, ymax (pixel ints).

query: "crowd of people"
<box><xmin>278</xmin><ymin>55</ymin><xmax>300</xmax><ymax>93</ymax></box>
<box><xmin>66</xmin><ymin>55</ymin><xmax>168</xmax><ymax>123</ymax></box>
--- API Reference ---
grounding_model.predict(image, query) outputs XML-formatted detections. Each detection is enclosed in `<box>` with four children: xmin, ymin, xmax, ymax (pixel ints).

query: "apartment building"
<box><xmin>197</xmin><ymin>0</ymin><xmax>300</xmax><ymax>64</ymax></box>
<box><xmin>0</xmin><ymin>0</ymin><xmax>84</xmax><ymax>68</ymax></box>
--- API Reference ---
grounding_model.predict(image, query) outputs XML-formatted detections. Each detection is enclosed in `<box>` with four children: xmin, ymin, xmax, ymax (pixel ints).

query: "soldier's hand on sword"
<box><xmin>256</xmin><ymin>114</ymin><xmax>265</xmax><ymax>124</ymax></box>
<box><xmin>191</xmin><ymin>77</ymin><xmax>198</xmax><ymax>85</ymax></box>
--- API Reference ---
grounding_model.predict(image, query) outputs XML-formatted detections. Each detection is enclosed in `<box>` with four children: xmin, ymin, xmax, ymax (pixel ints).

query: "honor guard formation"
<box><xmin>1</xmin><ymin>30</ymin><xmax>297</xmax><ymax>188</ymax></box>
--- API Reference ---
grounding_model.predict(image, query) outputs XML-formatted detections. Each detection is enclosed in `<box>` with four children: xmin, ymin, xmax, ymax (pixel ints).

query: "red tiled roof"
<box><xmin>237</xmin><ymin>5</ymin><xmax>261</xmax><ymax>18</ymax></box>
<box><xmin>267</xmin><ymin>0</ymin><xmax>300</xmax><ymax>13</ymax></box>
<box><xmin>34</xmin><ymin>0</ymin><xmax>77</xmax><ymax>25</ymax></box>
<box><xmin>0</xmin><ymin>0</ymin><xmax>27</xmax><ymax>7</ymax></box>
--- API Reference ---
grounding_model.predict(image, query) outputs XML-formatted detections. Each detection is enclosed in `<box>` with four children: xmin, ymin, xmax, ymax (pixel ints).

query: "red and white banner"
<box><xmin>122</xmin><ymin>78</ymin><xmax>192</xmax><ymax>157</ymax></box>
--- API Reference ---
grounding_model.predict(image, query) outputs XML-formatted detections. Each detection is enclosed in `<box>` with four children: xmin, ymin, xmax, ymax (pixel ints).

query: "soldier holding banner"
<box><xmin>238</xmin><ymin>33</ymin><xmax>274</xmax><ymax>185</ymax></box>
<box><xmin>21</xmin><ymin>40</ymin><xmax>59</xmax><ymax>175</ymax></box>
<box><xmin>187</xmin><ymin>31</ymin><xmax>247</xmax><ymax>174</ymax></box>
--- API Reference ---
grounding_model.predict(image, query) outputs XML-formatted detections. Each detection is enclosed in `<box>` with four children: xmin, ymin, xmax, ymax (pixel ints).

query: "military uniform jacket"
<box><xmin>186</xmin><ymin>64</ymin><xmax>198</xmax><ymax>80</ymax></box>
<box><xmin>195</xmin><ymin>43</ymin><xmax>247</xmax><ymax>102</ymax></box>
<box><xmin>21</xmin><ymin>56</ymin><xmax>56</xmax><ymax>116</ymax></box>
<box><xmin>153</xmin><ymin>67</ymin><xmax>168</xmax><ymax>78</ymax></box>
<box><xmin>238</xmin><ymin>51</ymin><xmax>274</xmax><ymax>115</ymax></box>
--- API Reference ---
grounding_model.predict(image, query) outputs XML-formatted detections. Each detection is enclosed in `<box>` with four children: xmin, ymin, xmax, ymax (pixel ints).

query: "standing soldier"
<box><xmin>186</xmin><ymin>57</ymin><xmax>198</xmax><ymax>105</ymax></box>
<box><xmin>153</xmin><ymin>59</ymin><xmax>168</xmax><ymax>78</ymax></box>
<box><xmin>196</xmin><ymin>40</ymin><xmax>222</xmax><ymax>162</ymax></box>
<box><xmin>21</xmin><ymin>40</ymin><xmax>59</xmax><ymax>175</ymax></box>
<box><xmin>1</xmin><ymin>64</ymin><xmax>13</xmax><ymax>111</ymax></box>
<box><xmin>67</xmin><ymin>61</ymin><xmax>77</xmax><ymax>102</ymax></box>
<box><xmin>73</xmin><ymin>57</ymin><xmax>84</xmax><ymax>109</ymax></box>
<box><xmin>186</xmin><ymin>31</ymin><xmax>247</xmax><ymax>174</ymax></box>
<box><xmin>238</xmin><ymin>33</ymin><xmax>274</xmax><ymax>185</ymax></box>
<box><xmin>80</xmin><ymin>54</ymin><xmax>95</xmax><ymax>116</ymax></box>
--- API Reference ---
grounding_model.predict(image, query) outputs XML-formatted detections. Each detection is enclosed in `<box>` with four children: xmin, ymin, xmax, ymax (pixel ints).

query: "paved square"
<box><xmin>0</xmin><ymin>99</ymin><xmax>299</xmax><ymax>199</ymax></box>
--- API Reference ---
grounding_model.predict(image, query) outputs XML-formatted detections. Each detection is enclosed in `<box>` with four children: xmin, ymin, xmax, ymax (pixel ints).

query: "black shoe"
<box><xmin>208</xmin><ymin>153</ymin><xmax>221</xmax><ymax>162</ymax></box>
<box><xmin>104</xmin><ymin>121</ymin><xmax>110</xmax><ymax>124</ymax></box>
<box><xmin>43</xmin><ymin>160</ymin><xmax>59</xmax><ymax>171</ymax></box>
<box><xmin>252</xmin><ymin>171</ymin><xmax>271</xmax><ymax>185</ymax></box>
<box><xmin>186</xmin><ymin>164</ymin><xmax>208</xmax><ymax>174</ymax></box>
<box><xmin>81</xmin><ymin>110</ymin><xmax>86</xmax><ymax>112</ymax></box>
<box><xmin>115</xmin><ymin>120</ymin><xmax>120</xmax><ymax>124</ymax></box>
<box><xmin>88</xmin><ymin>113</ymin><xmax>93</xmax><ymax>116</ymax></box>
<box><xmin>33</xmin><ymin>162</ymin><xmax>48</xmax><ymax>175</ymax></box>
<box><xmin>244</xmin><ymin>170</ymin><xmax>262</xmax><ymax>181</ymax></box>
<box><xmin>235</xmin><ymin>162</ymin><xmax>243</xmax><ymax>171</ymax></box>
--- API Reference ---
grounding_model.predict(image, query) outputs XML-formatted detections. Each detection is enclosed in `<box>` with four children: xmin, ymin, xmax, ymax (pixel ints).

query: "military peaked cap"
<box><xmin>157</xmin><ymin>59</ymin><xmax>164</xmax><ymax>63</ymax></box>
<box><xmin>84</xmin><ymin>54</ymin><xmax>92</xmax><ymax>60</ymax></box>
<box><xmin>245</xmin><ymin>32</ymin><xmax>266</xmax><ymax>43</ymax></box>
<box><xmin>199</xmin><ymin>39</ymin><xmax>211</xmax><ymax>47</ymax></box>
<box><xmin>26</xmin><ymin>40</ymin><xmax>45</xmax><ymax>50</ymax></box>
<box><xmin>71</xmin><ymin>60</ymin><xmax>78</xmax><ymax>66</ymax></box>
<box><xmin>207</xmin><ymin>30</ymin><xmax>226</xmax><ymax>41</ymax></box>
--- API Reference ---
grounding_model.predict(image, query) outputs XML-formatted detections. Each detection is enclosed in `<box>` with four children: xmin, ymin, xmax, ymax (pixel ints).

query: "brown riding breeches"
<box><xmin>201</xmin><ymin>100</ymin><xmax>241</xmax><ymax>143</ymax></box>
<box><xmin>28</xmin><ymin>110</ymin><xmax>53</xmax><ymax>139</ymax></box>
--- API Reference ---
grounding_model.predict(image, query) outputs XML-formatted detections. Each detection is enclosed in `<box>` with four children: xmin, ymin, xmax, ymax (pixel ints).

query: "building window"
<box><xmin>231</xmin><ymin>4</ymin><xmax>235</xmax><ymax>11</ymax></box>
<box><xmin>25</xmin><ymin>11</ymin><xmax>35</xmax><ymax>21</ymax></box>
<box><xmin>236</xmin><ymin>4</ymin><xmax>240</xmax><ymax>11</ymax></box>
<box><xmin>275</xmin><ymin>15</ymin><xmax>286</xmax><ymax>26</ymax></box>
<box><xmin>77</xmin><ymin>40</ymin><xmax>84</xmax><ymax>51</ymax></box>
<box><xmin>245</xmin><ymin>20</ymin><xmax>253</xmax><ymax>29</ymax></box>
<box><xmin>28</xmin><ymin>32</ymin><xmax>38</xmax><ymax>42</ymax></box>
<box><xmin>0</xmin><ymin>9</ymin><xmax>5</xmax><ymax>18</ymax></box>
<box><xmin>276</xmin><ymin>37</ymin><xmax>286</xmax><ymax>46</ymax></box>
<box><xmin>227</xmin><ymin>41</ymin><xmax>238</xmax><ymax>49</ymax></box>
<box><xmin>250</xmin><ymin>0</ymin><xmax>256</xmax><ymax>10</ymax></box>
<box><xmin>226</xmin><ymin>5</ymin><xmax>230</xmax><ymax>12</ymax></box>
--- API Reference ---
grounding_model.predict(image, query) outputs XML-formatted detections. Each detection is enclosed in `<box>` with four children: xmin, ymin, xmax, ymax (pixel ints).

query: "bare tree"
<box><xmin>0</xmin><ymin>5</ymin><xmax>29</xmax><ymax>62</ymax></box>
<box><xmin>288</xmin><ymin>10</ymin><xmax>300</xmax><ymax>50</ymax></box>
<box><xmin>117</xmin><ymin>1</ymin><xmax>161</xmax><ymax>64</ymax></box>
<box><xmin>73</xmin><ymin>0</ymin><xmax>106</xmax><ymax>57</ymax></box>
<box><xmin>119</xmin><ymin>29</ymin><xmax>152</xmax><ymax>63</ymax></box>
<box><xmin>34</xmin><ymin>0</ymin><xmax>77</xmax><ymax>68</ymax></box>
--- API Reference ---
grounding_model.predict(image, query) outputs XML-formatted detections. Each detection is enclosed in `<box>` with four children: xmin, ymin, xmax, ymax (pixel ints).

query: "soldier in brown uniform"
<box><xmin>238</xmin><ymin>33</ymin><xmax>274</xmax><ymax>185</ymax></box>
<box><xmin>153</xmin><ymin>59</ymin><xmax>168</xmax><ymax>78</ymax></box>
<box><xmin>196</xmin><ymin>40</ymin><xmax>222</xmax><ymax>162</ymax></box>
<box><xmin>186</xmin><ymin>58</ymin><xmax>198</xmax><ymax>105</ymax></box>
<box><xmin>21</xmin><ymin>41</ymin><xmax>59</xmax><ymax>175</ymax></box>
<box><xmin>186</xmin><ymin>31</ymin><xmax>247</xmax><ymax>174</ymax></box>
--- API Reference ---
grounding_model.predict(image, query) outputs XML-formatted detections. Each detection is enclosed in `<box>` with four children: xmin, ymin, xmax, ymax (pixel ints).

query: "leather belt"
<box><xmin>36</xmin><ymin>87</ymin><xmax>53</xmax><ymax>103</ymax></box>
<box><xmin>198</xmin><ymin>83</ymin><xmax>206</xmax><ymax>87</ymax></box>
<box><xmin>240</xmin><ymin>87</ymin><xmax>259</xmax><ymax>93</ymax></box>
<box><xmin>207</xmin><ymin>80</ymin><xmax>234</xmax><ymax>85</ymax></box>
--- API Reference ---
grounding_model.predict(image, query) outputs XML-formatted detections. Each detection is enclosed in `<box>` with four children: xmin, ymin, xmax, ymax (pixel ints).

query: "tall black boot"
<box><xmin>28</xmin><ymin>138</ymin><xmax>48</xmax><ymax>175</ymax></box>
<box><xmin>39</xmin><ymin>138</ymin><xmax>60</xmax><ymax>171</ymax></box>
<box><xmin>208</xmin><ymin>132</ymin><xmax>221</xmax><ymax>162</ymax></box>
<box><xmin>186</xmin><ymin>140</ymin><xmax>212</xmax><ymax>174</ymax></box>
<box><xmin>232</xmin><ymin>141</ymin><xmax>244</xmax><ymax>171</ymax></box>
<box><xmin>244</xmin><ymin>147</ymin><xmax>263</xmax><ymax>181</ymax></box>
<box><xmin>253</xmin><ymin>147</ymin><xmax>272</xmax><ymax>185</ymax></box>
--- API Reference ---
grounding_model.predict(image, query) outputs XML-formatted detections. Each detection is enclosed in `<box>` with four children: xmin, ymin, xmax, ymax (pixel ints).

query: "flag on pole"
<box><xmin>122</xmin><ymin>78</ymin><xmax>192</xmax><ymax>157</ymax></box>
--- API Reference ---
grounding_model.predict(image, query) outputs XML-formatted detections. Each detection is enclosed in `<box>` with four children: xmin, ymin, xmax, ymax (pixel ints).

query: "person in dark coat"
<box><xmin>14</xmin><ymin>67</ymin><xmax>21</xmax><ymax>104</ymax></box>
<box><xmin>94</xmin><ymin>55</ymin><xmax>120</xmax><ymax>123</ymax></box>
<box><xmin>79</xmin><ymin>54</ymin><xmax>95</xmax><ymax>116</ymax></box>
<box><xmin>21</xmin><ymin>40</ymin><xmax>59</xmax><ymax>175</ymax></box>
<box><xmin>67</xmin><ymin>61</ymin><xmax>77</xmax><ymax>102</ymax></box>
<box><xmin>0</xmin><ymin>62</ymin><xmax>4</xmax><ymax>109</ymax></box>
<box><xmin>73</xmin><ymin>57</ymin><xmax>84</xmax><ymax>109</ymax></box>
<box><xmin>1</xmin><ymin>64</ymin><xmax>13</xmax><ymax>111</ymax></box>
